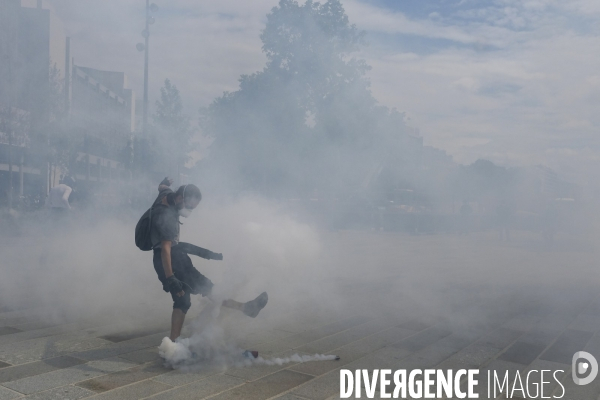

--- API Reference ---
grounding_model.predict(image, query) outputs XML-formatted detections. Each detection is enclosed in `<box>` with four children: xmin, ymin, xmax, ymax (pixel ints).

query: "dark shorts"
<box><xmin>153</xmin><ymin>246</ymin><xmax>214</xmax><ymax>313</ymax></box>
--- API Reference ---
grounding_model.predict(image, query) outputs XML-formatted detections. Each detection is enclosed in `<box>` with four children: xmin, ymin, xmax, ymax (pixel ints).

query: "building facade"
<box><xmin>0</xmin><ymin>0</ymin><xmax>136</xmax><ymax>207</ymax></box>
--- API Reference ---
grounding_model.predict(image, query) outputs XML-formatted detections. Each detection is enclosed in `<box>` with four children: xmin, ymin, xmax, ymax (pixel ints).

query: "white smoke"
<box><xmin>158</xmin><ymin>301</ymin><xmax>337</xmax><ymax>369</ymax></box>
<box><xmin>159</xmin><ymin>335</ymin><xmax>337</xmax><ymax>369</ymax></box>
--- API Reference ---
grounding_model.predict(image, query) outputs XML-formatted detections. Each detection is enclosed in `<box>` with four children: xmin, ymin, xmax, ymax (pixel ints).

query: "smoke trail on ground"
<box><xmin>159</xmin><ymin>334</ymin><xmax>337</xmax><ymax>370</ymax></box>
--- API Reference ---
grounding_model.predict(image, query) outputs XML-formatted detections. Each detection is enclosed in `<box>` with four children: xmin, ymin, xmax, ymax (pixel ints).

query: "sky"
<box><xmin>43</xmin><ymin>0</ymin><xmax>600</xmax><ymax>185</ymax></box>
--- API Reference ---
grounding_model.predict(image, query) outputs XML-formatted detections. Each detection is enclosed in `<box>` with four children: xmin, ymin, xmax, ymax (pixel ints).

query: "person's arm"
<box><xmin>158</xmin><ymin>177</ymin><xmax>173</xmax><ymax>192</ymax></box>
<box><xmin>161</xmin><ymin>240</ymin><xmax>184</xmax><ymax>297</ymax></box>
<box><xmin>178</xmin><ymin>242</ymin><xmax>223</xmax><ymax>260</ymax></box>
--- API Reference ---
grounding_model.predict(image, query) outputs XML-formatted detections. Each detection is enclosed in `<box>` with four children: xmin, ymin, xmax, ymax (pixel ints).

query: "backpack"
<box><xmin>135</xmin><ymin>206</ymin><xmax>154</xmax><ymax>251</ymax></box>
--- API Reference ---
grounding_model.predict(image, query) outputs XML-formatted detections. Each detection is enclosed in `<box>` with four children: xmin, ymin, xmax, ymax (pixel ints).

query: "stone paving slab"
<box><xmin>86</xmin><ymin>380</ymin><xmax>172</xmax><ymax>400</ymax></box>
<box><xmin>238</xmin><ymin>329</ymin><xmax>295</xmax><ymax>349</ymax></box>
<box><xmin>475</xmin><ymin>327</ymin><xmax>524</xmax><ymax>350</ymax></box>
<box><xmin>23</xmin><ymin>385</ymin><xmax>96</xmax><ymax>400</ymax></box>
<box><xmin>0</xmin><ymin>319</ymin><xmax>31</xmax><ymax>329</ymax></box>
<box><xmin>433</xmin><ymin>331</ymin><xmax>484</xmax><ymax>351</ymax></box>
<box><xmin>100</xmin><ymin>328</ymin><xmax>166</xmax><ymax>343</ymax></box>
<box><xmin>0</xmin><ymin>309</ymin><xmax>47</xmax><ymax>326</ymax></box>
<box><xmin>117</xmin><ymin>348</ymin><xmax>161</xmax><ymax>364</ymax></box>
<box><xmin>119</xmin><ymin>332</ymin><xmax>169</xmax><ymax>348</ymax></box>
<box><xmin>0</xmin><ymin>329</ymin><xmax>21</xmax><ymax>337</ymax></box>
<box><xmin>437</xmin><ymin>343</ymin><xmax>504</xmax><ymax>370</ymax></box>
<box><xmin>295</xmin><ymin>319</ymin><xmax>398</xmax><ymax>354</ymax></box>
<box><xmin>402</xmin><ymin>342</ymin><xmax>462</xmax><ymax>369</ymax></box>
<box><xmin>569</xmin><ymin>315</ymin><xmax>600</xmax><ymax>333</ymax></box>
<box><xmin>498</xmin><ymin>341</ymin><xmax>547</xmax><ymax>365</ymax></box>
<box><xmin>145</xmin><ymin>373</ymin><xmax>245</xmax><ymax>400</ymax></box>
<box><xmin>225</xmin><ymin>354</ymin><xmax>299</xmax><ymax>382</ymax></box>
<box><xmin>289</xmin><ymin>367</ymin><xmax>342</xmax><ymax>400</ymax></box>
<box><xmin>81</xmin><ymin>324</ymin><xmax>141</xmax><ymax>339</ymax></box>
<box><xmin>9</xmin><ymin>320</ymin><xmax>61</xmax><ymax>332</ymax></box>
<box><xmin>252</xmin><ymin>316</ymin><xmax>372</xmax><ymax>356</ymax></box>
<box><xmin>392</xmin><ymin>326</ymin><xmax>452</xmax><ymax>352</ymax></box>
<box><xmin>272</xmin><ymin>394</ymin><xmax>311</xmax><ymax>400</ymax></box>
<box><xmin>269</xmin><ymin>315</ymin><xmax>346</xmax><ymax>336</ymax></box>
<box><xmin>86</xmin><ymin>357</ymin><xmax>138</xmax><ymax>373</ymax></box>
<box><xmin>71</xmin><ymin>342</ymin><xmax>149</xmax><ymax>362</ymax></box>
<box><xmin>584</xmin><ymin>332</ymin><xmax>600</xmax><ymax>355</ymax></box>
<box><xmin>536</xmin><ymin>313</ymin><xmax>577</xmax><ymax>332</ymax></box>
<box><xmin>345</xmin><ymin>347</ymin><xmax>413</xmax><ymax>371</ymax></box>
<box><xmin>0</xmin><ymin>356</ymin><xmax>89</xmax><ymax>385</ymax></box>
<box><xmin>210</xmin><ymin>370</ymin><xmax>314</xmax><ymax>400</ymax></box>
<box><xmin>0</xmin><ymin>335</ymin><xmax>111</xmax><ymax>365</ymax></box>
<box><xmin>0</xmin><ymin>386</ymin><xmax>21</xmax><ymax>400</ymax></box>
<box><xmin>43</xmin><ymin>356</ymin><xmax>87</xmax><ymax>369</ymax></box>
<box><xmin>289</xmin><ymin>326</ymin><xmax>417</xmax><ymax>377</ymax></box>
<box><xmin>2</xmin><ymin>364</ymin><xmax>109</xmax><ymax>395</ymax></box>
<box><xmin>76</xmin><ymin>361</ymin><xmax>170</xmax><ymax>393</ymax></box>
<box><xmin>0</xmin><ymin>357</ymin><xmax>83</xmax><ymax>384</ymax></box>
<box><xmin>288</xmin><ymin>358</ymin><xmax>342</xmax><ymax>378</ymax></box>
<box><xmin>396</xmin><ymin>318</ymin><xmax>431</xmax><ymax>332</ymax></box>
<box><xmin>518</xmin><ymin>326</ymin><xmax>563</xmax><ymax>347</ymax></box>
<box><xmin>151</xmin><ymin>365</ymin><xmax>222</xmax><ymax>387</ymax></box>
<box><xmin>503</xmin><ymin>315</ymin><xmax>540</xmax><ymax>332</ymax></box>
<box><xmin>540</xmin><ymin>329</ymin><xmax>594</xmax><ymax>364</ymax></box>
<box><xmin>0</xmin><ymin>323</ymin><xmax>93</xmax><ymax>348</ymax></box>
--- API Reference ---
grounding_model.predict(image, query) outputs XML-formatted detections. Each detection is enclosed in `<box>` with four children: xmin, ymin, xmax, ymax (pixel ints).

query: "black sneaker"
<box><xmin>243</xmin><ymin>292</ymin><xmax>268</xmax><ymax>318</ymax></box>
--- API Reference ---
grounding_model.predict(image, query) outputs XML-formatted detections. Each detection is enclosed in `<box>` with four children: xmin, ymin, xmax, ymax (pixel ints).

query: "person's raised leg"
<box><xmin>222</xmin><ymin>292</ymin><xmax>268</xmax><ymax>318</ymax></box>
<box><xmin>222</xmin><ymin>299</ymin><xmax>245</xmax><ymax>311</ymax></box>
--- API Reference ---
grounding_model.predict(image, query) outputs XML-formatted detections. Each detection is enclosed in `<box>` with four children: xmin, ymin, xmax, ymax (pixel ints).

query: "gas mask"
<box><xmin>178</xmin><ymin>208</ymin><xmax>192</xmax><ymax>218</ymax></box>
<box><xmin>178</xmin><ymin>185</ymin><xmax>193</xmax><ymax>218</ymax></box>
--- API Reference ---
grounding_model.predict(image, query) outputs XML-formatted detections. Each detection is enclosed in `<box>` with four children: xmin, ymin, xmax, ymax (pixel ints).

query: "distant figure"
<box><xmin>496</xmin><ymin>200</ymin><xmax>512</xmax><ymax>241</ymax></box>
<box><xmin>459</xmin><ymin>200</ymin><xmax>473</xmax><ymax>234</ymax></box>
<box><xmin>61</xmin><ymin>175</ymin><xmax>76</xmax><ymax>189</ymax></box>
<box><xmin>45</xmin><ymin>183</ymin><xmax>73</xmax><ymax>211</ymax></box>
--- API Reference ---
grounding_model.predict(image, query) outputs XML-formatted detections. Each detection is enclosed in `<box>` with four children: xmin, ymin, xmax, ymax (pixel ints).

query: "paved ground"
<box><xmin>1</xmin><ymin>229</ymin><xmax>599</xmax><ymax>399</ymax></box>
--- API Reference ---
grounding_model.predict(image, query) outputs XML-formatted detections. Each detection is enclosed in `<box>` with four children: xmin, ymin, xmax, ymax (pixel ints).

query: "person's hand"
<box><xmin>211</xmin><ymin>252</ymin><xmax>223</xmax><ymax>261</ymax></box>
<box><xmin>160</xmin><ymin>177</ymin><xmax>174</xmax><ymax>187</ymax></box>
<box><xmin>165</xmin><ymin>275</ymin><xmax>185</xmax><ymax>297</ymax></box>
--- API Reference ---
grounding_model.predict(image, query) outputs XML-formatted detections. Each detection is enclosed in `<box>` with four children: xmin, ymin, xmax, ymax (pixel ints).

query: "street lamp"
<box><xmin>136</xmin><ymin>1</ymin><xmax>158</xmax><ymax>137</ymax></box>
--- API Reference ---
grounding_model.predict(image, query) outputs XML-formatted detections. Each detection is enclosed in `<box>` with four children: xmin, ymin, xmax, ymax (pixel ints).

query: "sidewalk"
<box><xmin>0</xmin><ymin>231</ymin><xmax>598</xmax><ymax>399</ymax></box>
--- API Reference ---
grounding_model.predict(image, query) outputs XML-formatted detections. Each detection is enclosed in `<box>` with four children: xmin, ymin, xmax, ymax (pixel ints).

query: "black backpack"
<box><xmin>135</xmin><ymin>206</ymin><xmax>154</xmax><ymax>251</ymax></box>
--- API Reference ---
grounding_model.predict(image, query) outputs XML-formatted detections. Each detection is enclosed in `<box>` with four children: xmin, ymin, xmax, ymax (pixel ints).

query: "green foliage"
<box><xmin>454</xmin><ymin>159</ymin><xmax>516</xmax><ymax>200</ymax></box>
<box><xmin>201</xmin><ymin>0</ymin><xmax>410</xmax><ymax>196</ymax></box>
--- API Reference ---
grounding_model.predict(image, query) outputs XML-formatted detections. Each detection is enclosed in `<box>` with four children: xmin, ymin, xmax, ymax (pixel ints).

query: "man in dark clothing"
<box><xmin>151</xmin><ymin>178</ymin><xmax>268</xmax><ymax>340</ymax></box>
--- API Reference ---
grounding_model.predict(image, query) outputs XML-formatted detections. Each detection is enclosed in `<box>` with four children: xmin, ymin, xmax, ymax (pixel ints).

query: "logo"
<box><xmin>572</xmin><ymin>351</ymin><xmax>598</xmax><ymax>385</ymax></box>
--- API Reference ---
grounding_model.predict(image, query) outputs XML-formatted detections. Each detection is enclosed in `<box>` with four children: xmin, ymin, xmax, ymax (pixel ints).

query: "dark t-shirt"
<box><xmin>150</xmin><ymin>187</ymin><xmax>180</xmax><ymax>248</ymax></box>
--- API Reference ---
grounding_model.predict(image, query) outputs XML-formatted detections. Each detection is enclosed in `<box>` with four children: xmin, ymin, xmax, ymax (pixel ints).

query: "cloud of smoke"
<box><xmin>158</xmin><ymin>322</ymin><xmax>337</xmax><ymax>370</ymax></box>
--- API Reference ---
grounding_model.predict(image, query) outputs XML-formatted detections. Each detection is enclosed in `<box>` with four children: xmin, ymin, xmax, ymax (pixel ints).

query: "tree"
<box><xmin>201</xmin><ymin>0</ymin><xmax>404</xmax><ymax>196</ymax></box>
<box><xmin>153</xmin><ymin>79</ymin><xmax>192</xmax><ymax>178</ymax></box>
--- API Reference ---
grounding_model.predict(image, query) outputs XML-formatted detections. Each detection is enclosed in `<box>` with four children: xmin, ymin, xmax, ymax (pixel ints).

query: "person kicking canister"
<box><xmin>151</xmin><ymin>178</ymin><xmax>268</xmax><ymax>340</ymax></box>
